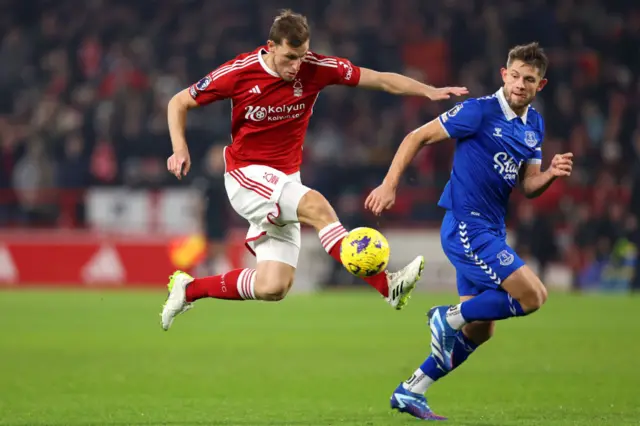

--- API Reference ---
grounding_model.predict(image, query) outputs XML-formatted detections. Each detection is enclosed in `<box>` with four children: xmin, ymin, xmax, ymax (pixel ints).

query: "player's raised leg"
<box><xmin>160</xmin><ymin>267</ymin><xmax>260</xmax><ymax>330</ymax></box>
<box><xmin>161</xmin><ymin>241</ymin><xmax>299</xmax><ymax>330</ymax></box>
<box><xmin>296</xmin><ymin>187</ymin><xmax>424</xmax><ymax>309</ymax></box>
<box><xmin>161</xmin><ymin>223</ymin><xmax>302</xmax><ymax>331</ymax></box>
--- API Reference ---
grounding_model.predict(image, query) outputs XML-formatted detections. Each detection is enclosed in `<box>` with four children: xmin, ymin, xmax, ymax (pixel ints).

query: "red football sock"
<box><xmin>185</xmin><ymin>268</ymin><xmax>257</xmax><ymax>302</ymax></box>
<box><xmin>318</xmin><ymin>222</ymin><xmax>389</xmax><ymax>297</ymax></box>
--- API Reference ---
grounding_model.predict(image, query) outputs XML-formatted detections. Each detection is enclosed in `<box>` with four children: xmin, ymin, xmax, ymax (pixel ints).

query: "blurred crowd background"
<box><xmin>0</xmin><ymin>0</ymin><xmax>638</xmax><ymax>291</ymax></box>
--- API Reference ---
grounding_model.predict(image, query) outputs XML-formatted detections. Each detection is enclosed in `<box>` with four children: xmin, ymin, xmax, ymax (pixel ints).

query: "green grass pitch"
<box><xmin>0</xmin><ymin>290</ymin><xmax>638</xmax><ymax>425</ymax></box>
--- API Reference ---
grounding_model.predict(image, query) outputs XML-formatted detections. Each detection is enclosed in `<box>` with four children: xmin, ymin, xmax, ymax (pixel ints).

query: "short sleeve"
<box><xmin>527</xmin><ymin>117</ymin><xmax>545</xmax><ymax>165</ymax></box>
<box><xmin>188</xmin><ymin>65</ymin><xmax>236</xmax><ymax>105</ymax></box>
<box><xmin>528</xmin><ymin>147</ymin><xmax>543</xmax><ymax>164</ymax></box>
<box><xmin>438</xmin><ymin>99</ymin><xmax>483</xmax><ymax>139</ymax></box>
<box><xmin>304</xmin><ymin>52</ymin><xmax>361</xmax><ymax>87</ymax></box>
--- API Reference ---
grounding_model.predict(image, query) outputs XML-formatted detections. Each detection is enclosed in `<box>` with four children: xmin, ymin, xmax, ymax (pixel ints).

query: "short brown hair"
<box><xmin>268</xmin><ymin>9</ymin><xmax>310</xmax><ymax>47</ymax></box>
<box><xmin>507</xmin><ymin>42</ymin><xmax>549</xmax><ymax>77</ymax></box>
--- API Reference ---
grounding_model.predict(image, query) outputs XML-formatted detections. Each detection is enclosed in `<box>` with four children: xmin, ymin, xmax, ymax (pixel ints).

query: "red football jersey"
<box><xmin>188</xmin><ymin>46</ymin><xmax>361</xmax><ymax>174</ymax></box>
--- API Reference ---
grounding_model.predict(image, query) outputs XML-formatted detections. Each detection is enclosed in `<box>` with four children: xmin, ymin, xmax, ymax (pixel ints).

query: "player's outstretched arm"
<box><xmin>519</xmin><ymin>153</ymin><xmax>573</xmax><ymax>198</ymax></box>
<box><xmin>358</xmin><ymin>68</ymin><xmax>468</xmax><ymax>100</ymax></box>
<box><xmin>167</xmin><ymin>88</ymin><xmax>199</xmax><ymax>180</ymax></box>
<box><xmin>365</xmin><ymin>118</ymin><xmax>450</xmax><ymax>216</ymax></box>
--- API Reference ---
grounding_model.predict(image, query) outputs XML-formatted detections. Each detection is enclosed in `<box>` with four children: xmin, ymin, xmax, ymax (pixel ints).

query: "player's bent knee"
<box><xmin>257</xmin><ymin>281</ymin><xmax>290</xmax><ymax>301</ymax></box>
<box><xmin>254</xmin><ymin>274</ymin><xmax>293</xmax><ymax>301</ymax></box>
<box><xmin>528</xmin><ymin>283</ymin><xmax>548</xmax><ymax>310</ymax></box>
<box><xmin>502</xmin><ymin>266</ymin><xmax>548</xmax><ymax>313</ymax></box>
<box><xmin>297</xmin><ymin>190</ymin><xmax>338</xmax><ymax>230</ymax></box>
<box><xmin>517</xmin><ymin>279</ymin><xmax>547</xmax><ymax>312</ymax></box>
<box><xmin>254</xmin><ymin>261</ymin><xmax>296</xmax><ymax>302</ymax></box>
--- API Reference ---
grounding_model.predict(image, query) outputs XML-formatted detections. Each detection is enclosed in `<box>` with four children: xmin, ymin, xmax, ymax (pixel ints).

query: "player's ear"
<box><xmin>537</xmin><ymin>78</ymin><xmax>548</xmax><ymax>92</ymax></box>
<box><xmin>266</xmin><ymin>40</ymin><xmax>276</xmax><ymax>52</ymax></box>
<box><xmin>500</xmin><ymin>67</ymin><xmax>508</xmax><ymax>83</ymax></box>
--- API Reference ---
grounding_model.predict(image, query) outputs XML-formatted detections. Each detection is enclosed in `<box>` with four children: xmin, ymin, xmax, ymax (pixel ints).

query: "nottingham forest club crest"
<box><xmin>293</xmin><ymin>79</ymin><xmax>303</xmax><ymax>97</ymax></box>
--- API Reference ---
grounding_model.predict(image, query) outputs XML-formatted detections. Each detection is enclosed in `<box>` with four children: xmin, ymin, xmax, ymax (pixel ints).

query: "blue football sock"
<box><xmin>449</xmin><ymin>289</ymin><xmax>525</xmax><ymax>326</ymax></box>
<box><xmin>402</xmin><ymin>330</ymin><xmax>479</xmax><ymax>394</ymax></box>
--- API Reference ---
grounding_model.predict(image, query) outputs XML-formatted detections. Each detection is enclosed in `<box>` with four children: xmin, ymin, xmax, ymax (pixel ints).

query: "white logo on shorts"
<box><xmin>497</xmin><ymin>250</ymin><xmax>514</xmax><ymax>266</ymax></box>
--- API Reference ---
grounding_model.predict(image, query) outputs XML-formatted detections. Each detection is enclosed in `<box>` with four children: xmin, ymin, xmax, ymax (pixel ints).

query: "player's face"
<box><xmin>268</xmin><ymin>39</ymin><xmax>309</xmax><ymax>81</ymax></box>
<box><xmin>500</xmin><ymin>60</ymin><xmax>548</xmax><ymax>110</ymax></box>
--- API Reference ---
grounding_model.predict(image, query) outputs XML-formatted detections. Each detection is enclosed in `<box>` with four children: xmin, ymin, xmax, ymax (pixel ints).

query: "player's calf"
<box><xmin>457</xmin><ymin>295</ymin><xmax>496</xmax><ymax>345</ymax></box>
<box><xmin>462</xmin><ymin>320</ymin><xmax>495</xmax><ymax>345</ymax></box>
<box><xmin>178</xmin><ymin>263</ymin><xmax>294</xmax><ymax>304</ymax></box>
<box><xmin>176</xmin><ymin>237</ymin><xmax>297</xmax><ymax>305</ymax></box>
<box><xmin>401</xmin><ymin>325</ymin><xmax>481</xmax><ymax>391</ymax></box>
<box><xmin>184</xmin><ymin>268</ymin><xmax>258</xmax><ymax>302</ymax></box>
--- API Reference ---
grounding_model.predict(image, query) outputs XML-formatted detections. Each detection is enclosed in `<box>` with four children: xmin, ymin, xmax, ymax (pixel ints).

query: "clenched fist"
<box><xmin>548</xmin><ymin>152</ymin><xmax>573</xmax><ymax>177</ymax></box>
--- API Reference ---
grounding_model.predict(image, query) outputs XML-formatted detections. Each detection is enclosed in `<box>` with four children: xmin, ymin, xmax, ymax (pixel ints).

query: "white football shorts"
<box><xmin>224</xmin><ymin>163</ymin><xmax>311</xmax><ymax>267</ymax></box>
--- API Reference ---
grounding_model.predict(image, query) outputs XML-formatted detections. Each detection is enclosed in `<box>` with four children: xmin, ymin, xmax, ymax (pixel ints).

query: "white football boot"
<box><xmin>386</xmin><ymin>255</ymin><xmax>425</xmax><ymax>310</ymax></box>
<box><xmin>160</xmin><ymin>271</ymin><xmax>195</xmax><ymax>331</ymax></box>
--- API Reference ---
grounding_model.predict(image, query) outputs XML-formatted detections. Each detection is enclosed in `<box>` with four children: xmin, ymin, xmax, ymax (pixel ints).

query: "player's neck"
<box><xmin>262</xmin><ymin>52</ymin><xmax>279</xmax><ymax>76</ymax></box>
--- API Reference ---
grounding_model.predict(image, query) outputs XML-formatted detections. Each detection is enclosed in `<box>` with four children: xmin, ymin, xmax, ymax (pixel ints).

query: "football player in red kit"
<box><xmin>161</xmin><ymin>9</ymin><xmax>467</xmax><ymax>330</ymax></box>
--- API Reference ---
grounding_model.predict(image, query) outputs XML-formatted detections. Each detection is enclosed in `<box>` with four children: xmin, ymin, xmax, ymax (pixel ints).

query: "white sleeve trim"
<box><xmin>535</xmin><ymin>147</ymin><xmax>542</xmax><ymax>151</ymax></box>
<box><xmin>527</xmin><ymin>159</ymin><xmax>542</xmax><ymax>164</ymax></box>
<box><xmin>438</xmin><ymin>116</ymin><xmax>451</xmax><ymax>138</ymax></box>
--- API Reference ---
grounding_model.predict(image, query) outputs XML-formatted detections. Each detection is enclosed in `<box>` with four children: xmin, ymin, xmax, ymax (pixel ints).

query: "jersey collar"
<box><xmin>496</xmin><ymin>88</ymin><xmax>528</xmax><ymax>124</ymax></box>
<box><xmin>258</xmin><ymin>48</ymin><xmax>280</xmax><ymax>78</ymax></box>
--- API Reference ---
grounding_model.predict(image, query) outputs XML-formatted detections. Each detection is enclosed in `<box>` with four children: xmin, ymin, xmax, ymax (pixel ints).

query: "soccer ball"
<box><xmin>340</xmin><ymin>227</ymin><xmax>390</xmax><ymax>277</ymax></box>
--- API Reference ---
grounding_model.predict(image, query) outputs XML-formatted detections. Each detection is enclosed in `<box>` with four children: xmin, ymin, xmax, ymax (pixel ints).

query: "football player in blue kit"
<box><xmin>366</xmin><ymin>42</ymin><xmax>574</xmax><ymax>420</ymax></box>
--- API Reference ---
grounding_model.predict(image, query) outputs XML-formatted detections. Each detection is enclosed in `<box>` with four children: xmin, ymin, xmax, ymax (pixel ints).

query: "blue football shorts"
<box><xmin>440</xmin><ymin>210</ymin><xmax>525</xmax><ymax>296</ymax></box>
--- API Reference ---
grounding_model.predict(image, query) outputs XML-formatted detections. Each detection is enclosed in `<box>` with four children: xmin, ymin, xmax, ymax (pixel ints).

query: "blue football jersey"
<box><xmin>437</xmin><ymin>88</ymin><xmax>544</xmax><ymax>228</ymax></box>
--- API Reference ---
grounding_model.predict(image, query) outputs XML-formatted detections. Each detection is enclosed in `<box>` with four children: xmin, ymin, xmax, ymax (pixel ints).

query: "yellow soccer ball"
<box><xmin>340</xmin><ymin>227</ymin><xmax>390</xmax><ymax>277</ymax></box>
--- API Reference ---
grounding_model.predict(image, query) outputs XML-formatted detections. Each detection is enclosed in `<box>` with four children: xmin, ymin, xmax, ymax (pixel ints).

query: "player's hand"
<box><xmin>426</xmin><ymin>86</ymin><xmax>469</xmax><ymax>101</ymax></box>
<box><xmin>167</xmin><ymin>148</ymin><xmax>191</xmax><ymax>180</ymax></box>
<box><xmin>365</xmin><ymin>183</ymin><xmax>396</xmax><ymax>216</ymax></box>
<box><xmin>548</xmin><ymin>152</ymin><xmax>573</xmax><ymax>177</ymax></box>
